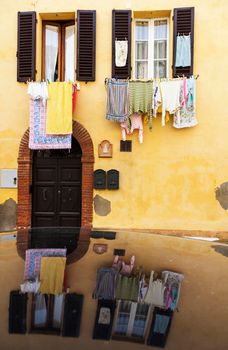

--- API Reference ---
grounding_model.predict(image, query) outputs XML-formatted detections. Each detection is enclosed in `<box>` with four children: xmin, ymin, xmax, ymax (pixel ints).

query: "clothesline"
<box><xmin>104</xmin><ymin>74</ymin><xmax>199</xmax><ymax>85</ymax></box>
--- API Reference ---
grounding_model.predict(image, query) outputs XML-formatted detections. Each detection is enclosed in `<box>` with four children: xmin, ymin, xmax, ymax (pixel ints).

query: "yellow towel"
<box><xmin>46</xmin><ymin>82</ymin><xmax>72</xmax><ymax>134</ymax></box>
<box><xmin>40</xmin><ymin>257</ymin><xmax>66</xmax><ymax>295</ymax></box>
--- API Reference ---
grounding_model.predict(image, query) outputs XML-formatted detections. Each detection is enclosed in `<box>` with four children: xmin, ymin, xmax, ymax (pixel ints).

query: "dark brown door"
<box><xmin>32</xmin><ymin>139</ymin><xmax>82</xmax><ymax>228</ymax></box>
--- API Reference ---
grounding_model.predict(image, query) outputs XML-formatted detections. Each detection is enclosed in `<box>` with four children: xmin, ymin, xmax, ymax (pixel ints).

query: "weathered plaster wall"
<box><xmin>0</xmin><ymin>199</ymin><xmax>17</xmax><ymax>231</ymax></box>
<box><xmin>0</xmin><ymin>0</ymin><xmax>228</xmax><ymax>232</ymax></box>
<box><xmin>0</xmin><ymin>233</ymin><xmax>228</xmax><ymax>350</ymax></box>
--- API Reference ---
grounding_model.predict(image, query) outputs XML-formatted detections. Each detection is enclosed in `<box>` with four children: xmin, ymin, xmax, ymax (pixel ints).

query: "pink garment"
<box><xmin>120</xmin><ymin>113</ymin><xmax>143</xmax><ymax>143</ymax></box>
<box><xmin>181</xmin><ymin>77</ymin><xmax>188</xmax><ymax>108</ymax></box>
<box><xmin>112</xmin><ymin>255</ymin><xmax>135</xmax><ymax>276</ymax></box>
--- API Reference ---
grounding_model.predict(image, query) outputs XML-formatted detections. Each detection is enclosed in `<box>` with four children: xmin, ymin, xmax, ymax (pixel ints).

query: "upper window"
<box><xmin>134</xmin><ymin>18</ymin><xmax>169</xmax><ymax>79</ymax></box>
<box><xmin>42</xmin><ymin>21</ymin><xmax>75</xmax><ymax>82</ymax></box>
<box><xmin>113</xmin><ymin>300</ymin><xmax>151</xmax><ymax>341</ymax></box>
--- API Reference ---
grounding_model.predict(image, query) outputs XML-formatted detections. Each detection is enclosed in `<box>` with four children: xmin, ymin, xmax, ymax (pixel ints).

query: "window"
<box><xmin>42</xmin><ymin>21</ymin><xmax>75</xmax><ymax>82</ymax></box>
<box><xmin>134</xmin><ymin>18</ymin><xmax>169</xmax><ymax>79</ymax></box>
<box><xmin>31</xmin><ymin>294</ymin><xmax>64</xmax><ymax>334</ymax></box>
<box><xmin>113</xmin><ymin>300</ymin><xmax>151</xmax><ymax>341</ymax></box>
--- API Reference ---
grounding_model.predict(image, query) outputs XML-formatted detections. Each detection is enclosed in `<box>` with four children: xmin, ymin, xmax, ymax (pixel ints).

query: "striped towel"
<box><xmin>106</xmin><ymin>79</ymin><xmax>129</xmax><ymax>122</ymax></box>
<box><xmin>129</xmin><ymin>81</ymin><xmax>153</xmax><ymax>128</ymax></box>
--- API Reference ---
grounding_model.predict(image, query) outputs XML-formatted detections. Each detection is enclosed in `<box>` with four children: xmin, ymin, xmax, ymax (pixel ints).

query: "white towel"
<box><xmin>115</xmin><ymin>40</ymin><xmax>128</xmax><ymax>67</ymax></box>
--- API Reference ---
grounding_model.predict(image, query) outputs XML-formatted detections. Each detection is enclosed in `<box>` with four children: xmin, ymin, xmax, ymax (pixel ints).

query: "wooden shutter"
<box><xmin>93</xmin><ymin>300</ymin><xmax>116</xmax><ymax>340</ymax></box>
<box><xmin>112</xmin><ymin>10</ymin><xmax>132</xmax><ymax>79</ymax></box>
<box><xmin>77</xmin><ymin>10</ymin><xmax>96</xmax><ymax>81</ymax></box>
<box><xmin>17</xmin><ymin>11</ymin><xmax>36</xmax><ymax>82</ymax></box>
<box><xmin>9</xmin><ymin>291</ymin><xmax>27</xmax><ymax>334</ymax></box>
<box><xmin>172</xmin><ymin>7</ymin><xmax>194</xmax><ymax>77</ymax></box>
<box><xmin>62</xmin><ymin>293</ymin><xmax>83</xmax><ymax>337</ymax></box>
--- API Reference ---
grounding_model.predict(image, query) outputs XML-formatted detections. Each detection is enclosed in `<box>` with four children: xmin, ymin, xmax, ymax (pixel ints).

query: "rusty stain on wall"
<box><xmin>212</xmin><ymin>244</ymin><xmax>228</xmax><ymax>257</ymax></box>
<box><xmin>215</xmin><ymin>182</ymin><xmax>228</xmax><ymax>209</ymax></box>
<box><xmin>0</xmin><ymin>198</ymin><xmax>17</xmax><ymax>231</ymax></box>
<box><xmin>93</xmin><ymin>195</ymin><xmax>111</xmax><ymax>216</ymax></box>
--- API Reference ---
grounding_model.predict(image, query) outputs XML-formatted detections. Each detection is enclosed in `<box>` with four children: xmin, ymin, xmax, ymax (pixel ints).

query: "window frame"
<box><xmin>133</xmin><ymin>17</ymin><xmax>170</xmax><ymax>79</ymax></box>
<box><xmin>41</xmin><ymin>20</ymin><xmax>75</xmax><ymax>82</ymax></box>
<box><xmin>30</xmin><ymin>293</ymin><xmax>64</xmax><ymax>335</ymax></box>
<box><xmin>112</xmin><ymin>300</ymin><xmax>152</xmax><ymax>342</ymax></box>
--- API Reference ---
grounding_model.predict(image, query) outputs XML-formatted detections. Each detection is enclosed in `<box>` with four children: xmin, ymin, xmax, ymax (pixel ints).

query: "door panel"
<box><xmin>32</xmin><ymin>142</ymin><xmax>82</xmax><ymax>228</ymax></box>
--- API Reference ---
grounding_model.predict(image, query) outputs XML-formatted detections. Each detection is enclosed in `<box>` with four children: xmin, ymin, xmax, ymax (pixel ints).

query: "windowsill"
<box><xmin>112</xmin><ymin>334</ymin><xmax>145</xmax><ymax>343</ymax></box>
<box><xmin>30</xmin><ymin>327</ymin><xmax>61</xmax><ymax>336</ymax></box>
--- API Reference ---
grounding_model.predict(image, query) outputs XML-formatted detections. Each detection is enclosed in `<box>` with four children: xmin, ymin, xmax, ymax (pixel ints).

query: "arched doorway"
<box><xmin>17</xmin><ymin>121</ymin><xmax>94</xmax><ymax>263</ymax></box>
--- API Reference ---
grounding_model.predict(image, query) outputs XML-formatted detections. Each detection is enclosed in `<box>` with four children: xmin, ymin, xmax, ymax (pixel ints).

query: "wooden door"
<box><xmin>32</xmin><ymin>138</ymin><xmax>82</xmax><ymax>228</ymax></box>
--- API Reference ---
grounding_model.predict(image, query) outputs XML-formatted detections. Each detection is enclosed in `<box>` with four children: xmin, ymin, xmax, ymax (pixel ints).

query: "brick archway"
<box><xmin>17</xmin><ymin>121</ymin><xmax>94</xmax><ymax>263</ymax></box>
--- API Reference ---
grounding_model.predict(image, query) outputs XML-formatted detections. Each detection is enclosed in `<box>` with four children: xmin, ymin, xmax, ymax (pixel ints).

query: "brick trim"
<box><xmin>17</xmin><ymin>121</ymin><xmax>94</xmax><ymax>263</ymax></box>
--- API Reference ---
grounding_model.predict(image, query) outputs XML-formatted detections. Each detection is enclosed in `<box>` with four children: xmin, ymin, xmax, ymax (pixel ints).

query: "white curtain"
<box><xmin>34</xmin><ymin>294</ymin><xmax>47</xmax><ymax>326</ymax></box>
<box><xmin>65</xmin><ymin>25</ymin><xmax>75</xmax><ymax>81</ymax></box>
<box><xmin>45</xmin><ymin>25</ymin><xmax>59</xmax><ymax>82</ymax></box>
<box><xmin>53</xmin><ymin>294</ymin><xmax>64</xmax><ymax>328</ymax></box>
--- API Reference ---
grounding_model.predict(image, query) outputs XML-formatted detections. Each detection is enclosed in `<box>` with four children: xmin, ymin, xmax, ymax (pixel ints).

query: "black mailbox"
<box><xmin>107</xmin><ymin>169</ymin><xmax>119</xmax><ymax>190</ymax></box>
<box><xmin>94</xmin><ymin>169</ymin><xmax>106</xmax><ymax>189</ymax></box>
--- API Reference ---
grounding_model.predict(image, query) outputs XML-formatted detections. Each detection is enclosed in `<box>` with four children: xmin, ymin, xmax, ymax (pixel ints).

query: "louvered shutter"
<box><xmin>17</xmin><ymin>11</ymin><xmax>36</xmax><ymax>82</ymax></box>
<box><xmin>93</xmin><ymin>299</ymin><xmax>116</xmax><ymax>340</ymax></box>
<box><xmin>62</xmin><ymin>293</ymin><xmax>83</xmax><ymax>337</ymax></box>
<box><xmin>173</xmin><ymin>7</ymin><xmax>194</xmax><ymax>77</ymax></box>
<box><xmin>112</xmin><ymin>10</ymin><xmax>132</xmax><ymax>79</ymax></box>
<box><xmin>77</xmin><ymin>10</ymin><xmax>96</xmax><ymax>81</ymax></box>
<box><xmin>9</xmin><ymin>291</ymin><xmax>27</xmax><ymax>334</ymax></box>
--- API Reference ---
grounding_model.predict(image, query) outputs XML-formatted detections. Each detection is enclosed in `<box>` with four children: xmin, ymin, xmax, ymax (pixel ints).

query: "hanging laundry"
<box><xmin>27</xmin><ymin>81</ymin><xmax>48</xmax><ymax>106</ymax></box>
<box><xmin>160</xmin><ymin>79</ymin><xmax>182</xmax><ymax>126</ymax></box>
<box><xmin>72</xmin><ymin>83</ymin><xmax>77</xmax><ymax>113</ymax></box>
<box><xmin>129</xmin><ymin>81</ymin><xmax>153</xmax><ymax>128</ymax></box>
<box><xmin>39</xmin><ymin>256</ymin><xmax>66</xmax><ymax>295</ymax></box>
<box><xmin>20</xmin><ymin>277</ymin><xmax>40</xmax><ymax>293</ymax></box>
<box><xmin>152</xmin><ymin>80</ymin><xmax>162</xmax><ymax>118</ymax></box>
<box><xmin>120</xmin><ymin>113</ymin><xmax>143</xmax><ymax>143</ymax></box>
<box><xmin>29</xmin><ymin>99</ymin><xmax>72</xmax><ymax>149</ymax></box>
<box><xmin>144</xmin><ymin>271</ymin><xmax>166</xmax><ymax>307</ymax></box>
<box><xmin>106</xmin><ymin>79</ymin><xmax>129</xmax><ymax>122</ymax></box>
<box><xmin>175</xmin><ymin>34</ymin><xmax>191</xmax><ymax>67</ymax></box>
<box><xmin>115</xmin><ymin>40</ymin><xmax>128</xmax><ymax>67</ymax></box>
<box><xmin>162</xmin><ymin>271</ymin><xmax>184</xmax><ymax>310</ymax></box>
<box><xmin>112</xmin><ymin>255</ymin><xmax>136</xmax><ymax>276</ymax></box>
<box><xmin>46</xmin><ymin>82</ymin><xmax>72</xmax><ymax>134</ymax></box>
<box><xmin>115</xmin><ymin>275</ymin><xmax>140</xmax><ymax>301</ymax></box>
<box><xmin>173</xmin><ymin>76</ymin><xmax>198</xmax><ymax>129</ymax></box>
<box><xmin>93</xmin><ymin>267</ymin><xmax>118</xmax><ymax>300</ymax></box>
<box><xmin>24</xmin><ymin>248</ymin><xmax>67</xmax><ymax>280</ymax></box>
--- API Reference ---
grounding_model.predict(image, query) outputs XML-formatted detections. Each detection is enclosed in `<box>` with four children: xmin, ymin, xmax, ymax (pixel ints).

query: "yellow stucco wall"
<box><xmin>0</xmin><ymin>233</ymin><xmax>228</xmax><ymax>350</ymax></box>
<box><xmin>0</xmin><ymin>0</ymin><xmax>228</xmax><ymax>232</ymax></box>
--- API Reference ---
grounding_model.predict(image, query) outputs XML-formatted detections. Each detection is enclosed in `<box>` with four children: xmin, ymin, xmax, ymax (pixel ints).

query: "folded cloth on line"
<box><xmin>40</xmin><ymin>257</ymin><xmax>66</xmax><ymax>295</ymax></box>
<box><xmin>46</xmin><ymin>82</ymin><xmax>72</xmax><ymax>134</ymax></box>
<box><xmin>29</xmin><ymin>99</ymin><xmax>71</xmax><ymax>149</ymax></box>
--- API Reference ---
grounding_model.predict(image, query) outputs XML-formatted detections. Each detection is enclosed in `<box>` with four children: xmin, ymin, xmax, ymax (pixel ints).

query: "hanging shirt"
<box><xmin>129</xmin><ymin>81</ymin><xmax>153</xmax><ymax>128</ymax></box>
<box><xmin>46</xmin><ymin>82</ymin><xmax>72</xmax><ymax>134</ymax></box>
<box><xmin>115</xmin><ymin>40</ymin><xmax>128</xmax><ymax>67</ymax></box>
<box><xmin>120</xmin><ymin>113</ymin><xmax>143</xmax><ymax>143</ymax></box>
<box><xmin>175</xmin><ymin>34</ymin><xmax>191</xmax><ymax>67</ymax></box>
<box><xmin>173</xmin><ymin>76</ymin><xmax>198</xmax><ymax>129</ymax></box>
<box><xmin>27</xmin><ymin>82</ymin><xmax>48</xmax><ymax>105</ymax></box>
<box><xmin>160</xmin><ymin>80</ymin><xmax>182</xmax><ymax>126</ymax></box>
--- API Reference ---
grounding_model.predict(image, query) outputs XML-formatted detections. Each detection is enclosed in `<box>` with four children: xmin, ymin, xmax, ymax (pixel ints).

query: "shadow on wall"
<box><xmin>0</xmin><ymin>198</ymin><xmax>17</xmax><ymax>232</ymax></box>
<box><xmin>215</xmin><ymin>182</ymin><xmax>228</xmax><ymax>210</ymax></box>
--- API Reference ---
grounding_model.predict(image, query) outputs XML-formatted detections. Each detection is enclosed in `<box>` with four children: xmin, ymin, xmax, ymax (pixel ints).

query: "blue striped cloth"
<box><xmin>106</xmin><ymin>79</ymin><xmax>129</xmax><ymax>122</ymax></box>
